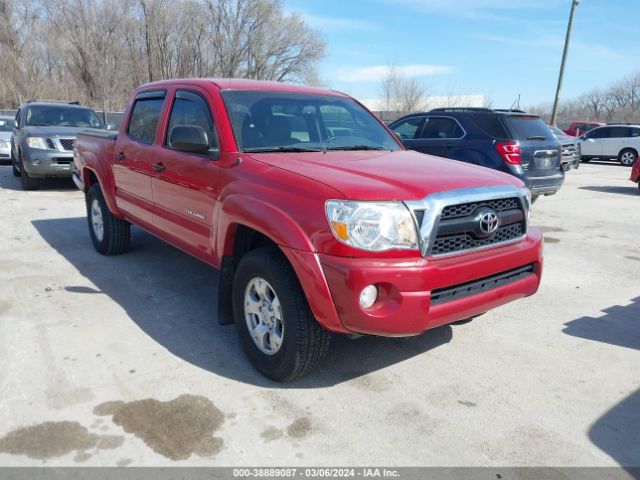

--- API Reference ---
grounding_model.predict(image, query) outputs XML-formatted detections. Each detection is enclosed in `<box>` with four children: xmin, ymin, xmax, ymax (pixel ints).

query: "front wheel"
<box><xmin>11</xmin><ymin>150</ymin><xmax>20</xmax><ymax>177</ymax></box>
<box><xmin>86</xmin><ymin>184</ymin><xmax>130</xmax><ymax>255</ymax></box>
<box><xmin>619</xmin><ymin>149</ymin><xmax>637</xmax><ymax>167</ymax></box>
<box><xmin>232</xmin><ymin>246</ymin><xmax>331</xmax><ymax>382</ymax></box>
<box><xmin>20</xmin><ymin>155</ymin><xmax>40</xmax><ymax>190</ymax></box>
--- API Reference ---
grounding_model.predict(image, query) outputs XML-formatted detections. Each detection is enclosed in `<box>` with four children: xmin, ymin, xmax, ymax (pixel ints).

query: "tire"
<box><xmin>11</xmin><ymin>150</ymin><xmax>20</xmax><ymax>177</ymax></box>
<box><xmin>86</xmin><ymin>183</ymin><xmax>130</xmax><ymax>255</ymax></box>
<box><xmin>232</xmin><ymin>246</ymin><xmax>331</xmax><ymax>382</ymax></box>
<box><xmin>618</xmin><ymin>148</ymin><xmax>637</xmax><ymax>167</ymax></box>
<box><xmin>581</xmin><ymin>157</ymin><xmax>591</xmax><ymax>163</ymax></box>
<box><xmin>19</xmin><ymin>155</ymin><xmax>40</xmax><ymax>190</ymax></box>
<box><xmin>531</xmin><ymin>194</ymin><xmax>539</xmax><ymax>204</ymax></box>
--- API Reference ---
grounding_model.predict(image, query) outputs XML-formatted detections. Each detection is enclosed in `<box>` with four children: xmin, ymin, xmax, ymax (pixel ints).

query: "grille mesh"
<box><xmin>59</xmin><ymin>139</ymin><xmax>75</xmax><ymax>151</ymax></box>
<box><xmin>441</xmin><ymin>197</ymin><xmax>520</xmax><ymax>220</ymax></box>
<box><xmin>431</xmin><ymin>223</ymin><xmax>524</xmax><ymax>256</ymax></box>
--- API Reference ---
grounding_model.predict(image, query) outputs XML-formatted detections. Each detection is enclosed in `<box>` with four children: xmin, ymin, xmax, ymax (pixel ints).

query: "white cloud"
<box><xmin>338</xmin><ymin>64</ymin><xmax>453</xmax><ymax>83</ymax></box>
<box><xmin>299</xmin><ymin>13</ymin><xmax>378</xmax><ymax>31</ymax></box>
<box><xmin>381</xmin><ymin>0</ymin><xmax>565</xmax><ymax>20</ymax></box>
<box><xmin>477</xmin><ymin>34</ymin><xmax>620</xmax><ymax>60</ymax></box>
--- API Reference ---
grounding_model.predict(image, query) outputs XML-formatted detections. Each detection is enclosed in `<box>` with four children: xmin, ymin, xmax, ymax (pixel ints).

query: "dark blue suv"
<box><xmin>389</xmin><ymin>108</ymin><xmax>564</xmax><ymax>200</ymax></box>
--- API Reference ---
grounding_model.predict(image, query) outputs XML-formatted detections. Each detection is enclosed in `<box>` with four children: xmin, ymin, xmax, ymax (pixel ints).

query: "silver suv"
<box><xmin>11</xmin><ymin>101</ymin><xmax>103</xmax><ymax>190</ymax></box>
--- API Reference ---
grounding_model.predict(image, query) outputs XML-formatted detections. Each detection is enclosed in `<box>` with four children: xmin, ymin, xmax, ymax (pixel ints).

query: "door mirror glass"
<box><xmin>169</xmin><ymin>125</ymin><xmax>211</xmax><ymax>154</ymax></box>
<box><xmin>13</xmin><ymin>119</ymin><xmax>19</xmax><ymax>129</ymax></box>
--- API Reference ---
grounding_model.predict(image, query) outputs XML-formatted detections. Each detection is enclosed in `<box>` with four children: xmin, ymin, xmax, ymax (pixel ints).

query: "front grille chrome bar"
<box><xmin>404</xmin><ymin>185</ymin><xmax>531</xmax><ymax>258</ymax></box>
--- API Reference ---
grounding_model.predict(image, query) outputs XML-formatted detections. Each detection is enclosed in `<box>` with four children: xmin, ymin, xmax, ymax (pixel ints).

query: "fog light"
<box><xmin>32</xmin><ymin>159</ymin><xmax>41</xmax><ymax>166</ymax></box>
<box><xmin>359</xmin><ymin>285</ymin><xmax>378</xmax><ymax>309</ymax></box>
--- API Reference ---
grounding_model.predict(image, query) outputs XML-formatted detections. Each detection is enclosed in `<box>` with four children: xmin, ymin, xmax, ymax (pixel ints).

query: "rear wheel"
<box><xmin>581</xmin><ymin>157</ymin><xmax>591</xmax><ymax>163</ymax></box>
<box><xmin>232</xmin><ymin>246</ymin><xmax>331</xmax><ymax>382</ymax></box>
<box><xmin>618</xmin><ymin>149</ymin><xmax>637</xmax><ymax>167</ymax></box>
<box><xmin>19</xmin><ymin>155</ymin><xmax>40</xmax><ymax>190</ymax></box>
<box><xmin>86</xmin><ymin>184</ymin><xmax>130</xmax><ymax>255</ymax></box>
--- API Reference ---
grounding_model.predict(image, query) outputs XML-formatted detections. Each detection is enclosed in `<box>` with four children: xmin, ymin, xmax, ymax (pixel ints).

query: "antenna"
<box><xmin>510</xmin><ymin>94</ymin><xmax>521</xmax><ymax>111</ymax></box>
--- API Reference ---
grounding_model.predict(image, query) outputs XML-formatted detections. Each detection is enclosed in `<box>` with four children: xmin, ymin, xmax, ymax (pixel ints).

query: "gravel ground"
<box><xmin>0</xmin><ymin>161</ymin><xmax>638</xmax><ymax>467</ymax></box>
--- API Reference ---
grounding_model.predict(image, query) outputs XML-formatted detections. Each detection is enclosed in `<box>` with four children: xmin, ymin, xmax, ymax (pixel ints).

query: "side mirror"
<box><xmin>13</xmin><ymin>120</ymin><xmax>19</xmax><ymax>129</ymax></box>
<box><xmin>106</xmin><ymin>123</ymin><xmax>116</xmax><ymax>131</ymax></box>
<box><xmin>169</xmin><ymin>125</ymin><xmax>211</xmax><ymax>155</ymax></box>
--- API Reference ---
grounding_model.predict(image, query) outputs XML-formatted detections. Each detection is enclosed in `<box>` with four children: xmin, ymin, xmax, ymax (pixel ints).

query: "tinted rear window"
<box><xmin>503</xmin><ymin>115</ymin><xmax>552</xmax><ymax>141</ymax></box>
<box><xmin>469</xmin><ymin>114</ymin><xmax>508</xmax><ymax>138</ymax></box>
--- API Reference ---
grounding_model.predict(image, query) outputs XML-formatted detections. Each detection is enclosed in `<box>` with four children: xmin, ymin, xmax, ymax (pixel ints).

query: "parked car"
<box><xmin>579</xmin><ymin>124</ymin><xmax>640</xmax><ymax>166</ymax></box>
<box><xmin>0</xmin><ymin>115</ymin><xmax>13</xmax><ymax>163</ymax></box>
<box><xmin>11</xmin><ymin>100</ymin><xmax>104</xmax><ymax>190</ymax></box>
<box><xmin>563</xmin><ymin>121</ymin><xmax>605</xmax><ymax>137</ymax></box>
<box><xmin>388</xmin><ymin>108</ymin><xmax>564</xmax><ymax>201</ymax></box>
<box><xmin>549</xmin><ymin>126</ymin><xmax>580</xmax><ymax>170</ymax></box>
<box><xmin>73</xmin><ymin>79</ymin><xmax>543</xmax><ymax>382</ymax></box>
<box><xmin>630</xmin><ymin>155</ymin><xmax>640</xmax><ymax>191</ymax></box>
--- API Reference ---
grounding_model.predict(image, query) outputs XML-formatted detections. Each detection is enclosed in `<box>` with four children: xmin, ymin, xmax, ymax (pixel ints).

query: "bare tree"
<box><xmin>379</xmin><ymin>65</ymin><xmax>428</xmax><ymax>114</ymax></box>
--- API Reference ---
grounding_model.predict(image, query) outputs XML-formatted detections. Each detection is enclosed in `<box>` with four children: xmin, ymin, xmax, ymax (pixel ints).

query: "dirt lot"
<box><xmin>0</xmin><ymin>161</ymin><xmax>638</xmax><ymax>467</ymax></box>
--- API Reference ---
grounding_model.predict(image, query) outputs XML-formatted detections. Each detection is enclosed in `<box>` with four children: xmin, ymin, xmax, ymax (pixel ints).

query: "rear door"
<box><xmin>151</xmin><ymin>87</ymin><xmax>222</xmax><ymax>258</ymax></box>
<box><xmin>502</xmin><ymin>114</ymin><xmax>561</xmax><ymax>176</ymax></box>
<box><xmin>411</xmin><ymin>116</ymin><xmax>466</xmax><ymax>158</ymax></box>
<box><xmin>113</xmin><ymin>90</ymin><xmax>166</xmax><ymax>227</ymax></box>
<box><xmin>599</xmin><ymin>126</ymin><xmax>630</xmax><ymax>158</ymax></box>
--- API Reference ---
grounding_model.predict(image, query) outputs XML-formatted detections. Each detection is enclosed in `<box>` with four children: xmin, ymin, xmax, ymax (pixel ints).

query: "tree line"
<box><xmin>530</xmin><ymin>71</ymin><xmax>640</xmax><ymax>125</ymax></box>
<box><xmin>0</xmin><ymin>0</ymin><xmax>326</xmax><ymax>110</ymax></box>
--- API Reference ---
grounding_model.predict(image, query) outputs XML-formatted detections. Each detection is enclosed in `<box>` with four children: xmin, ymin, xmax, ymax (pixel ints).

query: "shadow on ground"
<box><xmin>589</xmin><ymin>388</ymin><xmax>640</xmax><ymax>469</ymax></box>
<box><xmin>579</xmin><ymin>185</ymin><xmax>640</xmax><ymax>197</ymax></box>
<box><xmin>0</xmin><ymin>165</ymin><xmax>76</xmax><ymax>191</ymax></box>
<box><xmin>31</xmin><ymin>216</ymin><xmax>452</xmax><ymax>388</ymax></box>
<box><xmin>562</xmin><ymin>297</ymin><xmax>640</xmax><ymax>351</ymax></box>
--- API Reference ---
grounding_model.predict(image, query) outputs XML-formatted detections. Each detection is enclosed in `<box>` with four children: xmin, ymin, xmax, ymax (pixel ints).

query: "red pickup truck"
<box><xmin>563</xmin><ymin>121</ymin><xmax>605</xmax><ymax>137</ymax></box>
<box><xmin>73</xmin><ymin>79</ymin><xmax>543</xmax><ymax>381</ymax></box>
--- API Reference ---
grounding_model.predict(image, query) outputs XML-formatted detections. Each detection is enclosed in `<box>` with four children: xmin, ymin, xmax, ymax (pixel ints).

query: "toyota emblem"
<box><xmin>479</xmin><ymin>211</ymin><xmax>500</xmax><ymax>235</ymax></box>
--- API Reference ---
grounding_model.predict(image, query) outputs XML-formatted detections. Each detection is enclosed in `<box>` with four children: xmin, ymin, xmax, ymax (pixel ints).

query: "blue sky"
<box><xmin>284</xmin><ymin>0</ymin><xmax>640</xmax><ymax>108</ymax></box>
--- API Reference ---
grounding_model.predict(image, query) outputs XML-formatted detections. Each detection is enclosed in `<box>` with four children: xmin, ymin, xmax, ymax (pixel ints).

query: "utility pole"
<box><xmin>550</xmin><ymin>0</ymin><xmax>580</xmax><ymax>126</ymax></box>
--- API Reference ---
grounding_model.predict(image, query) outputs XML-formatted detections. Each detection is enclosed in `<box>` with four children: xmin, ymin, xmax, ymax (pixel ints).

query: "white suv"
<box><xmin>580</xmin><ymin>124</ymin><xmax>640</xmax><ymax>166</ymax></box>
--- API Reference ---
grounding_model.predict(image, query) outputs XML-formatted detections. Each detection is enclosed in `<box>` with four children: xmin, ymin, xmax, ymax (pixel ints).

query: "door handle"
<box><xmin>114</xmin><ymin>152</ymin><xmax>126</xmax><ymax>161</ymax></box>
<box><xmin>152</xmin><ymin>162</ymin><xmax>166</xmax><ymax>172</ymax></box>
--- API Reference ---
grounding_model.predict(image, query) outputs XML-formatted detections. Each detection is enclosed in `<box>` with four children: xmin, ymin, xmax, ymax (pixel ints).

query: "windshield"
<box><xmin>549</xmin><ymin>126</ymin><xmax>566</xmax><ymax>138</ymax></box>
<box><xmin>26</xmin><ymin>105</ymin><xmax>103</xmax><ymax>128</ymax></box>
<box><xmin>221</xmin><ymin>90</ymin><xmax>401</xmax><ymax>153</ymax></box>
<box><xmin>0</xmin><ymin>119</ymin><xmax>12</xmax><ymax>132</ymax></box>
<box><xmin>503</xmin><ymin>115</ymin><xmax>553</xmax><ymax>141</ymax></box>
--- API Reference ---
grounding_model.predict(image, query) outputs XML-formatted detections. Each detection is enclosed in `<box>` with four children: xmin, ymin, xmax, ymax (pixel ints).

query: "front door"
<box><xmin>151</xmin><ymin>88</ymin><xmax>221</xmax><ymax>258</ymax></box>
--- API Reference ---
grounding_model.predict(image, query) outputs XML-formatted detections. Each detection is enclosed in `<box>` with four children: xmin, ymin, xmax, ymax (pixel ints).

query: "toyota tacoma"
<box><xmin>73</xmin><ymin>79</ymin><xmax>543</xmax><ymax>381</ymax></box>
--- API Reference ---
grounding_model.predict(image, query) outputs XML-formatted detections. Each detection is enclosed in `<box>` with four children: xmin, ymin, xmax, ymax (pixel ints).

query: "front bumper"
<box><xmin>561</xmin><ymin>153</ymin><xmax>581</xmax><ymax>170</ymax></box>
<box><xmin>21</xmin><ymin>148</ymin><xmax>74</xmax><ymax>178</ymax></box>
<box><xmin>0</xmin><ymin>145</ymin><xmax>10</xmax><ymax>161</ymax></box>
<box><xmin>312</xmin><ymin>229</ymin><xmax>543</xmax><ymax>336</ymax></box>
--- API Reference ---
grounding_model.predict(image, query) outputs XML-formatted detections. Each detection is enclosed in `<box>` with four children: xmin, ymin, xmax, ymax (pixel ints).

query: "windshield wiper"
<box><xmin>526</xmin><ymin>135</ymin><xmax>547</xmax><ymax>140</ymax></box>
<box><xmin>244</xmin><ymin>146</ymin><xmax>323</xmax><ymax>153</ymax></box>
<box><xmin>326</xmin><ymin>145</ymin><xmax>385</xmax><ymax>151</ymax></box>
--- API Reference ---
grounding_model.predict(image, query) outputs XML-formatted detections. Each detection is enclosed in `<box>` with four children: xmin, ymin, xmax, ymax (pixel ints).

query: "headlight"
<box><xmin>326</xmin><ymin>200</ymin><xmax>418</xmax><ymax>252</ymax></box>
<box><xmin>26</xmin><ymin>136</ymin><xmax>48</xmax><ymax>150</ymax></box>
<box><xmin>0</xmin><ymin>140</ymin><xmax>8</xmax><ymax>148</ymax></box>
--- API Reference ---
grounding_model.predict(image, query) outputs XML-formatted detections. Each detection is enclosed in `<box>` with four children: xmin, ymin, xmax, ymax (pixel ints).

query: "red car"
<box><xmin>73</xmin><ymin>79</ymin><xmax>543</xmax><ymax>381</ymax></box>
<box><xmin>563</xmin><ymin>121</ymin><xmax>605</xmax><ymax>137</ymax></box>
<box><xmin>631</xmin><ymin>158</ymin><xmax>640</xmax><ymax>191</ymax></box>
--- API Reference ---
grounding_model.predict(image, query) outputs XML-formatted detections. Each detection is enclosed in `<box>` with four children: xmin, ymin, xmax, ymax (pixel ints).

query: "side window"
<box><xmin>607</xmin><ymin>127</ymin><xmax>630</xmax><ymax>138</ymax></box>
<box><xmin>588</xmin><ymin>128</ymin><xmax>608</xmax><ymax>139</ymax></box>
<box><xmin>470</xmin><ymin>114</ymin><xmax>508</xmax><ymax>138</ymax></box>
<box><xmin>421</xmin><ymin>117</ymin><xmax>464</xmax><ymax>139</ymax></box>
<box><xmin>631</xmin><ymin>128</ymin><xmax>640</xmax><ymax>137</ymax></box>
<box><xmin>127</xmin><ymin>97</ymin><xmax>165</xmax><ymax>144</ymax></box>
<box><xmin>391</xmin><ymin>117</ymin><xmax>425</xmax><ymax>140</ymax></box>
<box><xmin>165</xmin><ymin>91</ymin><xmax>217</xmax><ymax>150</ymax></box>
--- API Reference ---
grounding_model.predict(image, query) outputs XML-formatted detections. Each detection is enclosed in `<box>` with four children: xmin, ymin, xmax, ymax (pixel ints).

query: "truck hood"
<box><xmin>248</xmin><ymin>149</ymin><xmax>522</xmax><ymax>201</ymax></box>
<box><xmin>22</xmin><ymin>126</ymin><xmax>99</xmax><ymax>137</ymax></box>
